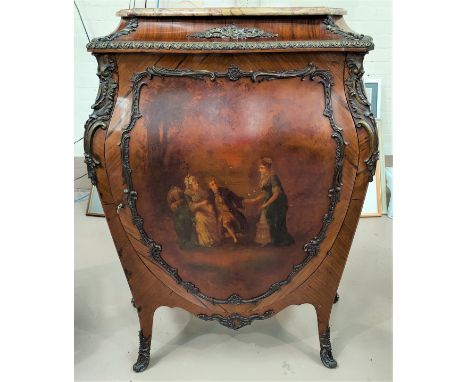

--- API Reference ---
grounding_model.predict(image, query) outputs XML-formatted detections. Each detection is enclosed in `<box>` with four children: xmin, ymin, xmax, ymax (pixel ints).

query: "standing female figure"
<box><xmin>246</xmin><ymin>158</ymin><xmax>294</xmax><ymax>246</ymax></box>
<box><xmin>184</xmin><ymin>175</ymin><xmax>220</xmax><ymax>247</ymax></box>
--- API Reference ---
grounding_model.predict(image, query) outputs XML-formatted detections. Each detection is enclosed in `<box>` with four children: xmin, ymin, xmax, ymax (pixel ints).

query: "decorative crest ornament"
<box><xmin>120</xmin><ymin>63</ymin><xmax>345</xmax><ymax>305</ymax></box>
<box><xmin>197</xmin><ymin>310</ymin><xmax>274</xmax><ymax>330</ymax></box>
<box><xmin>188</xmin><ymin>24</ymin><xmax>278</xmax><ymax>39</ymax></box>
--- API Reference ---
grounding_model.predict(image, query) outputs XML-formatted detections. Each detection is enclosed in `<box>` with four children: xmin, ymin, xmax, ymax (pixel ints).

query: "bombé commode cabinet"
<box><xmin>83</xmin><ymin>7</ymin><xmax>378</xmax><ymax>373</ymax></box>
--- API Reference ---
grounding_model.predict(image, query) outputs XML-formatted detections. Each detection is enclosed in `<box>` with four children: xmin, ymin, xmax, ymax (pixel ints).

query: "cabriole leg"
<box><xmin>133</xmin><ymin>309</ymin><xmax>154</xmax><ymax>373</ymax></box>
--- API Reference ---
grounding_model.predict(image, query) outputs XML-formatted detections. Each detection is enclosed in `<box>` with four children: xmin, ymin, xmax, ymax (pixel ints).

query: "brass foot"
<box><xmin>319</xmin><ymin>327</ymin><xmax>337</xmax><ymax>369</ymax></box>
<box><xmin>133</xmin><ymin>330</ymin><xmax>151</xmax><ymax>373</ymax></box>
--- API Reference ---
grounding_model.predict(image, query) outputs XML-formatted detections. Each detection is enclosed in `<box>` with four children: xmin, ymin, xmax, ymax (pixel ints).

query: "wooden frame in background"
<box><xmin>361</xmin><ymin>161</ymin><xmax>383</xmax><ymax>217</ymax></box>
<box><xmin>86</xmin><ymin>185</ymin><xmax>105</xmax><ymax>217</ymax></box>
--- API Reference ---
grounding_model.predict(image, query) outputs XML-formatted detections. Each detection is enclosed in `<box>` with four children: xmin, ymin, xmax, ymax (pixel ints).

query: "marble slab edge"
<box><xmin>117</xmin><ymin>7</ymin><xmax>347</xmax><ymax>18</ymax></box>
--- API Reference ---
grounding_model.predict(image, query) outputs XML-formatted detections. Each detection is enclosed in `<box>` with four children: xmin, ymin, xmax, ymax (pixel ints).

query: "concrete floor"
<box><xmin>75</xmin><ymin>197</ymin><xmax>392</xmax><ymax>381</ymax></box>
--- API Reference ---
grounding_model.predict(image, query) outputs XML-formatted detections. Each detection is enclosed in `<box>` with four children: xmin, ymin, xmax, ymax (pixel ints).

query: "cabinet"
<box><xmin>84</xmin><ymin>7</ymin><xmax>378</xmax><ymax>372</ymax></box>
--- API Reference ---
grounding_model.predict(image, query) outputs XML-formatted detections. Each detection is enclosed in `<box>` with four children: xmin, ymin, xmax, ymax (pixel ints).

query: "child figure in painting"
<box><xmin>207</xmin><ymin>178</ymin><xmax>248</xmax><ymax>244</ymax></box>
<box><xmin>167</xmin><ymin>186</ymin><xmax>193</xmax><ymax>249</ymax></box>
<box><xmin>184</xmin><ymin>175</ymin><xmax>220</xmax><ymax>247</ymax></box>
<box><xmin>245</xmin><ymin>157</ymin><xmax>294</xmax><ymax>247</ymax></box>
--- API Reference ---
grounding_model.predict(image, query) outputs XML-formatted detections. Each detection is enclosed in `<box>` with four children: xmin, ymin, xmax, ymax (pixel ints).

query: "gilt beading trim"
<box><xmin>87</xmin><ymin>39</ymin><xmax>373</xmax><ymax>51</ymax></box>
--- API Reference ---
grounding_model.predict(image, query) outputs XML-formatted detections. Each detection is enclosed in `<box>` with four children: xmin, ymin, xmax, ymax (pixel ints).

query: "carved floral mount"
<box><xmin>188</xmin><ymin>24</ymin><xmax>278</xmax><ymax>39</ymax></box>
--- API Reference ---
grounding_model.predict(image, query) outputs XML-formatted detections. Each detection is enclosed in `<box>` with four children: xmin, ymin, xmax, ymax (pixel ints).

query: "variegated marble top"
<box><xmin>117</xmin><ymin>7</ymin><xmax>346</xmax><ymax>17</ymax></box>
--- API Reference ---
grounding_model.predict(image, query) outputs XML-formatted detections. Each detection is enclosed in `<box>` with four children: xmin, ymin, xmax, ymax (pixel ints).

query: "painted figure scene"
<box><xmin>167</xmin><ymin>157</ymin><xmax>294</xmax><ymax>250</ymax></box>
<box><xmin>136</xmin><ymin>76</ymin><xmax>337</xmax><ymax>299</ymax></box>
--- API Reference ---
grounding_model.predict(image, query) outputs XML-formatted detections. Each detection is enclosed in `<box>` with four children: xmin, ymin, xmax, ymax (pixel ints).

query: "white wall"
<box><xmin>74</xmin><ymin>0</ymin><xmax>392</xmax><ymax>156</ymax></box>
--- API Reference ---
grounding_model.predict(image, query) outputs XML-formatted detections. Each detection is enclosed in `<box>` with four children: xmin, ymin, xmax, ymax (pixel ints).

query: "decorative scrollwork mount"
<box><xmin>83</xmin><ymin>56</ymin><xmax>118</xmax><ymax>185</ymax></box>
<box><xmin>323</xmin><ymin>16</ymin><xmax>372</xmax><ymax>42</ymax></box>
<box><xmin>88</xmin><ymin>17</ymin><xmax>138</xmax><ymax>47</ymax></box>
<box><xmin>197</xmin><ymin>310</ymin><xmax>274</xmax><ymax>330</ymax></box>
<box><xmin>344</xmin><ymin>53</ymin><xmax>379</xmax><ymax>181</ymax></box>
